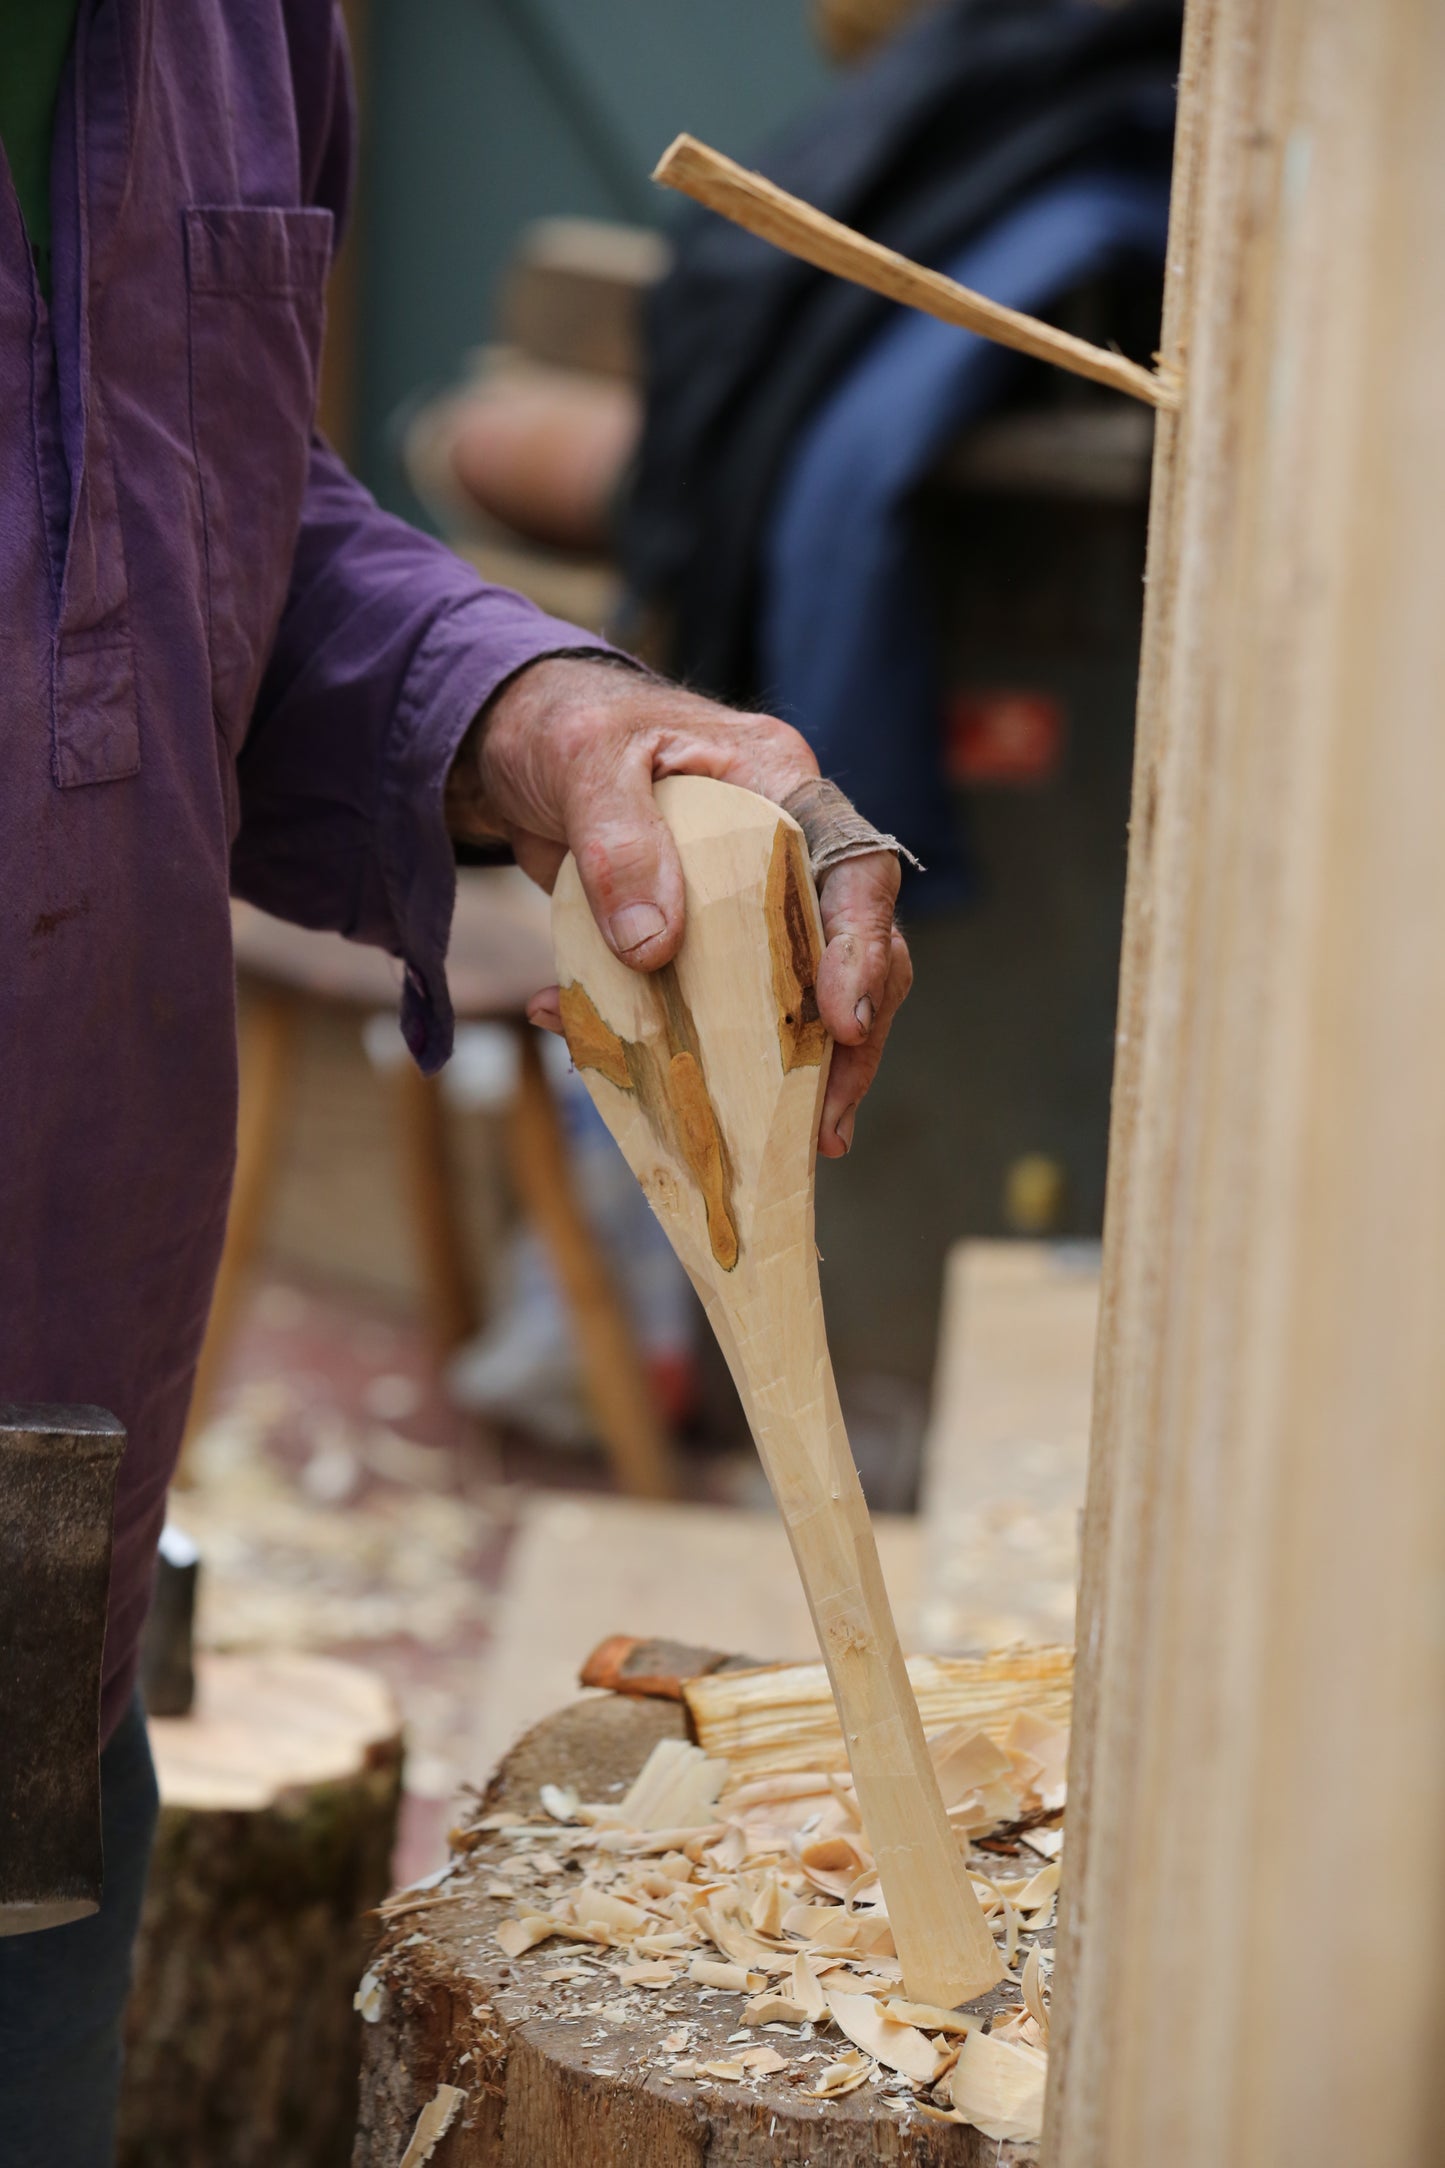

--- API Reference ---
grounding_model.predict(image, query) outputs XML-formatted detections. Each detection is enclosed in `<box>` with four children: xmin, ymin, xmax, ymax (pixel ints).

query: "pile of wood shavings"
<box><xmin>445</xmin><ymin>1710</ymin><xmax>1066</xmax><ymax>2142</ymax></box>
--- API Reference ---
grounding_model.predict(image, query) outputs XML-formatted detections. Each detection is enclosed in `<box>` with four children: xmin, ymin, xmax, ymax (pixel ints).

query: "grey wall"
<box><xmin>356</xmin><ymin>0</ymin><xmax>830</xmax><ymax>509</ymax></box>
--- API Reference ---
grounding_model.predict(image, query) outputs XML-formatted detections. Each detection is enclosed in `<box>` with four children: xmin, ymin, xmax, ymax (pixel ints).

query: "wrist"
<box><xmin>443</xmin><ymin>706</ymin><xmax>500</xmax><ymax>844</ymax></box>
<box><xmin>444</xmin><ymin>649</ymin><xmax>644</xmax><ymax>845</ymax></box>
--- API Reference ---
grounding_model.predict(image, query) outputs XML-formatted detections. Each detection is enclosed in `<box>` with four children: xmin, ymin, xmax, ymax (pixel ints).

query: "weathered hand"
<box><xmin>447</xmin><ymin>657</ymin><xmax>912</xmax><ymax>1157</ymax></box>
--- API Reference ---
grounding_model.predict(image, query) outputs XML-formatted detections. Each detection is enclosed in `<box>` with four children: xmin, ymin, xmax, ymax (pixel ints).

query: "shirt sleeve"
<box><xmin>235</xmin><ymin>5</ymin><xmax>623</xmax><ymax>1072</ymax></box>
<box><xmin>231</xmin><ymin>439</ymin><xmax>622</xmax><ymax>1073</ymax></box>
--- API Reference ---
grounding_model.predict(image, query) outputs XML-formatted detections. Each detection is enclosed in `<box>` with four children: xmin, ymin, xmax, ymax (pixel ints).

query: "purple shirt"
<box><xmin>1</xmin><ymin>0</ymin><xmax>612</xmax><ymax>1740</ymax></box>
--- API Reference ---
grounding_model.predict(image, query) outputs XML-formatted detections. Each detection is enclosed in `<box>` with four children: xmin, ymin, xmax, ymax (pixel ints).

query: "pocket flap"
<box><xmin>184</xmin><ymin>205</ymin><xmax>334</xmax><ymax>297</ymax></box>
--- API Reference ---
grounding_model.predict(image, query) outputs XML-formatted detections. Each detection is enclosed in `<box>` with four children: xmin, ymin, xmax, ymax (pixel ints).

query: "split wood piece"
<box><xmin>553</xmin><ymin>776</ymin><xmax>1003</xmax><ymax>2007</ymax></box>
<box><xmin>354</xmin><ymin>1694</ymin><xmax>1036</xmax><ymax>2166</ymax></box>
<box><xmin>1047</xmin><ymin>3</ymin><xmax>1445</xmax><ymax>2165</ymax></box>
<box><xmin>578</xmin><ymin>1632</ymin><xmax>763</xmax><ymax>1699</ymax></box>
<box><xmin>0</xmin><ymin>1404</ymin><xmax>126</xmax><ymax>1935</ymax></box>
<box><xmin>685</xmin><ymin>1646</ymin><xmax>1073</xmax><ymax>1786</ymax></box>
<box><xmin>653</xmin><ymin>133</ymin><xmax>1176</xmax><ymax>411</ymax></box>
<box><xmin>118</xmin><ymin>1651</ymin><xmax>403</xmax><ymax>2168</ymax></box>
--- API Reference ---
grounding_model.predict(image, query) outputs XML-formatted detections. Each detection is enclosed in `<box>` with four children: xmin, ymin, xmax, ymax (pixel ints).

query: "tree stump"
<box><xmin>354</xmin><ymin>1696</ymin><xmax>1040</xmax><ymax>2167</ymax></box>
<box><xmin>120</xmin><ymin>1650</ymin><xmax>403</xmax><ymax>2168</ymax></box>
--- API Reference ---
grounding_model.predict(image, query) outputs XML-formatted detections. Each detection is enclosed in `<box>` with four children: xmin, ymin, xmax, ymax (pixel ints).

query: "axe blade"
<box><xmin>0</xmin><ymin>1404</ymin><xmax>125</xmax><ymax>1935</ymax></box>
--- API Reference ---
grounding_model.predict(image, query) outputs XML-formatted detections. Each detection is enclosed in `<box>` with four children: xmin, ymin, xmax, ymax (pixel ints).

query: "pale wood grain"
<box><xmin>686</xmin><ymin>1646</ymin><xmax>1073</xmax><ymax>1786</ymax></box>
<box><xmin>1048</xmin><ymin>2</ymin><xmax>1445</xmax><ymax>2161</ymax></box>
<box><xmin>554</xmin><ymin>777</ymin><xmax>1004</xmax><ymax>2007</ymax></box>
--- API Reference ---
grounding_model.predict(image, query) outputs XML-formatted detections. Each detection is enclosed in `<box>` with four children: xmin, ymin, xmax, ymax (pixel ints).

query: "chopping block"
<box><xmin>0</xmin><ymin>1404</ymin><xmax>125</xmax><ymax>1934</ymax></box>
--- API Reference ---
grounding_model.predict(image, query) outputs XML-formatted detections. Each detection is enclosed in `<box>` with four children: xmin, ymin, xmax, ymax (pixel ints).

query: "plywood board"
<box><xmin>919</xmin><ymin>1241</ymin><xmax>1097</xmax><ymax>1651</ymax></box>
<box><xmin>468</xmin><ymin>1493</ymin><xmax>920</xmax><ymax>1787</ymax></box>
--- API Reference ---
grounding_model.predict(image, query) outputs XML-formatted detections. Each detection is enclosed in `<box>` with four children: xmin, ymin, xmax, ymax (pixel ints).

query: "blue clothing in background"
<box><xmin>759</xmin><ymin>171</ymin><xmax>1172</xmax><ymax>900</ymax></box>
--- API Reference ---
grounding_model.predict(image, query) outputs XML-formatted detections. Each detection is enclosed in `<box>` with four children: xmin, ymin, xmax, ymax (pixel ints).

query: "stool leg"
<box><xmin>393</xmin><ymin>1060</ymin><xmax>478</xmax><ymax>1356</ymax></box>
<box><xmin>177</xmin><ymin>984</ymin><xmax>296</xmax><ymax>1477</ymax></box>
<box><xmin>507</xmin><ymin>1026</ymin><xmax>677</xmax><ymax>1499</ymax></box>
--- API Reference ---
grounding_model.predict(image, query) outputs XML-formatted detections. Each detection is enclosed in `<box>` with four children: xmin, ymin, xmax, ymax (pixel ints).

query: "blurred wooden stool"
<box><xmin>182</xmin><ymin>870</ymin><xmax>676</xmax><ymax>1498</ymax></box>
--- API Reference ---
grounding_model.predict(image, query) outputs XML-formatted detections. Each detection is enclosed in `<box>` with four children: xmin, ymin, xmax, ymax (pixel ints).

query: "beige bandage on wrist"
<box><xmin>781</xmin><ymin>777</ymin><xmax>922</xmax><ymax>882</ymax></box>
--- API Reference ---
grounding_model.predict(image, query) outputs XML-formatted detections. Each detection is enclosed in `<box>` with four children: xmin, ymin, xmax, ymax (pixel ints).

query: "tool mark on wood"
<box><xmin>766</xmin><ymin>826</ymin><xmax>827</xmax><ymax>1072</ymax></box>
<box><xmin>667</xmin><ymin>1050</ymin><xmax>739</xmax><ymax>1270</ymax></box>
<box><xmin>560</xmin><ymin>971</ymin><xmax>740</xmax><ymax>1271</ymax></box>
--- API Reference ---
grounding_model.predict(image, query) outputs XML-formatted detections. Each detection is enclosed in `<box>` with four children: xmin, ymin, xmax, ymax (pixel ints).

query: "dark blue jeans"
<box><xmin>0</xmin><ymin>1697</ymin><xmax>158</xmax><ymax>2168</ymax></box>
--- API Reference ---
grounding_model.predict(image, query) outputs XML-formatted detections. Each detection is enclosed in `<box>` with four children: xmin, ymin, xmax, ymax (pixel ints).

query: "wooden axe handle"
<box><xmin>553</xmin><ymin>778</ymin><xmax>1004</xmax><ymax>2007</ymax></box>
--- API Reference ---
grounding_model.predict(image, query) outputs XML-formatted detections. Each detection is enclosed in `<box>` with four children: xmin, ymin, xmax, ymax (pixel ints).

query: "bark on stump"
<box><xmin>120</xmin><ymin>1650</ymin><xmax>403</xmax><ymax>2168</ymax></box>
<box><xmin>354</xmin><ymin>1695</ymin><xmax>1038</xmax><ymax>2167</ymax></box>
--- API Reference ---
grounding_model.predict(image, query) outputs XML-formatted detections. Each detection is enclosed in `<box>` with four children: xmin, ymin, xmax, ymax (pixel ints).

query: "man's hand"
<box><xmin>446</xmin><ymin>657</ymin><xmax>912</xmax><ymax>1158</ymax></box>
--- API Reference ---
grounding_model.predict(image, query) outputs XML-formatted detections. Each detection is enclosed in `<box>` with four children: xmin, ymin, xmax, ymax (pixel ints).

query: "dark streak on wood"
<box><xmin>559</xmin><ymin>982</ymin><xmax>633</xmax><ymax>1093</ymax></box>
<box><xmin>561</xmin><ymin>962</ymin><xmax>742</xmax><ymax>1274</ymax></box>
<box><xmin>667</xmin><ymin>1050</ymin><xmax>739</xmax><ymax>1271</ymax></box>
<box><xmin>766</xmin><ymin>826</ymin><xmax>828</xmax><ymax>1073</ymax></box>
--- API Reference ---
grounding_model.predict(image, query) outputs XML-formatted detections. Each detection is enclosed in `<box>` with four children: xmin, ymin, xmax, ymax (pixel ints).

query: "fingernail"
<box><xmin>835</xmin><ymin>1104</ymin><xmax>858</xmax><ymax>1153</ymax></box>
<box><xmin>608</xmin><ymin>902</ymin><xmax>667</xmax><ymax>954</ymax></box>
<box><xmin>854</xmin><ymin>996</ymin><xmax>874</xmax><ymax>1037</ymax></box>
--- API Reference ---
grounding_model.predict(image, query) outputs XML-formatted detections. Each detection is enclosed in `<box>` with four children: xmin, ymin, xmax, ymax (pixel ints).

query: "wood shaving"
<box><xmin>929</xmin><ymin>1724</ymin><xmax>1015</xmax><ymax>1805</ymax></box>
<box><xmin>826</xmin><ymin>1992</ymin><xmax>946</xmax><ymax>2085</ymax></box>
<box><xmin>881</xmin><ymin>1996</ymin><xmax>982</xmax><ymax>2038</ymax></box>
<box><xmin>812</xmin><ymin>2052</ymin><xmax>873</xmax><ymax>2098</ymax></box>
<box><xmin>615</xmin><ymin>1960</ymin><xmax>678</xmax><ymax>1988</ymax></box>
<box><xmin>573</xmin><ymin>1888</ymin><xmax>652</xmax><ymax>1941</ymax></box>
<box><xmin>1021</xmin><ymin>1825</ymin><xmax>1064</xmax><ymax>1861</ymax></box>
<box><xmin>688</xmin><ymin>1958</ymin><xmax>759</xmax><ymax>1993</ymax></box>
<box><xmin>1021</xmin><ymin>1945</ymin><xmax>1050</xmax><ymax>2039</ymax></box>
<box><xmin>398</xmin><ymin>2083</ymin><xmax>466</xmax><ymax>2168</ymax></box>
<box><xmin>495</xmin><ymin>1915</ymin><xmax>559</xmax><ymax>1959</ymax></box>
<box><xmin>791</xmin><ymin>1951</ymin><xmax>829</xmax><ymax>2022</ymax></box>
<box><xmin>1005</xmin><ymin>1708</ymin><xmax>1068</xmax><ymax>1811</ymax></box>
<box><xmin>1016</xmin><ymin>1861</ymin><xmax>1061</xmax><ymax>1913</ymax></box>
<box><xmin>615</xmin><ymin>1739</ymin><xmax>728</xmax><ymax>1831</ymax></box>
<box><xmin>988</xmin><ymin>2004</ymin><xmax>1046</xmax><ymax>2048</ymax></box>
<box><xmin>948</xmin><ymin>2030</ymin><xmax>1048</xmax><ymax>2142</ymax></box>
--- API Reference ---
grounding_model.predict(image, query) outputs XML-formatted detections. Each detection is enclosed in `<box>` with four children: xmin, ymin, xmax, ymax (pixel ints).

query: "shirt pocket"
<box><xmin>184</xmin><ymin>205</ymin><xmax>334</xmax><ymax>752</ymax></box>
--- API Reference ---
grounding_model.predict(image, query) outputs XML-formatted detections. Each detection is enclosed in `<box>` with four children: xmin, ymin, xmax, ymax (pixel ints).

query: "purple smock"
<box><xmin>0</xmin><ymin>0</ymin><xmax>613</xmax><ymax>1740</ymax></box>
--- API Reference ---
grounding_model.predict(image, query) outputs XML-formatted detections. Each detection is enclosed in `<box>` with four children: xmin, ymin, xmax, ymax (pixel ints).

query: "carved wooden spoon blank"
<box><xmin>552</xmin><ymin>776</ymin><xmax>1003</xmax><ymax>2007</ymax></box>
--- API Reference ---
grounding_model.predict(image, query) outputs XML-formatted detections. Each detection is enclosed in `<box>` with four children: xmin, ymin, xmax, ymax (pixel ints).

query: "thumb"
<box><xmin>565</xmin><ymin>749</ymin><xmax>686</xmax><ymax>971</ymax></box>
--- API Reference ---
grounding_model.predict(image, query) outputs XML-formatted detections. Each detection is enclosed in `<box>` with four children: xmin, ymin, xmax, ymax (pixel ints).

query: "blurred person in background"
<box><xmin>443</xmin><ymin>0</ymin><xmax>1180</xmax><ymax>893</ymax></box>
<box><xmin>427</xmin><ymin>0</ymin><xmax>1179</xmax><ymax>1432</ymax></box>
<box><xmin>0</xmin><ymin>5</ymin><xmax>909</xmax><ymax>2161</ymax></box>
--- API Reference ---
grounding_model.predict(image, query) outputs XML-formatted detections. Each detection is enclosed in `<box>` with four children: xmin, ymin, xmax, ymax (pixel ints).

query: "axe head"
<box><xmin>0</xmin><ymin>1405</ymin><xmax>125</xmax><ymax>1935</ymax></box>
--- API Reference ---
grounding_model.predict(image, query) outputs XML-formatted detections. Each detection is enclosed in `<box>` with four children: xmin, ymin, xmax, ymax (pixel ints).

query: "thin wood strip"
<box><xmin>652</xmin><ymin>133</ymin><xmax>1177</xmax><ymax>412</ymax></box>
